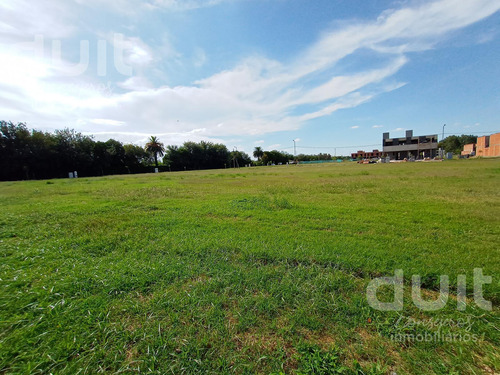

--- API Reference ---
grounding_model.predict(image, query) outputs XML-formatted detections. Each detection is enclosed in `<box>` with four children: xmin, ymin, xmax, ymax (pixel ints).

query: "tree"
<box><xmin>124</xmin><ymin>144</ymin><xmax>151</xmax><ymax>173</ymax></box>
<box><xmin>0</xmin><ymin>122</ymin><xmax>177</xmax><ymax>180</ymax></box>
<box><xmin>0</xmin><ymin>121</ymin><xmax>31</xmax><ymax>180</ymax></box>
<box><xmin>145</xmin><ymin>136</ymin><xmax>165</xmax><ymax>167</ymax></box>
<box><xmin>261</xmin><ymin>150</ymin><xmax>293</xmax><ymax>165</ymax></box>
<box><xmin>103</xmin><ymin>139</ymin><xmax>126</xmax><ymax>174</ymax></box>
<box><xmin>253</xmin><ymin>146</ymin><xmax>264</xmax><ymax>161</ymax></box>
<box><xmin>438</xmin><ymin>135</ymin><xmax>477</xmax><ymax>154</ymax></box>
<box><xmin>228</xmin><ymin>150</ymin><xmax>251</xmax><ymax>168</ymax></box>
<box><xmin>163</xmin><ymin>141</ymin><xmax>229</xmax><ymax>171</ymax></box>
<box><xmin>54</xmin><ymin>128</ymin><xmax>95</xmax><ymax>177</ymax></box>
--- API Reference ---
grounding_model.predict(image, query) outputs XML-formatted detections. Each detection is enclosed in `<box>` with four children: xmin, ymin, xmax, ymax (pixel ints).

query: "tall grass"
<box><xmin>0</xmin><ymin>159</ymin><xmax>498</xmax><ymax>374</ymax></box>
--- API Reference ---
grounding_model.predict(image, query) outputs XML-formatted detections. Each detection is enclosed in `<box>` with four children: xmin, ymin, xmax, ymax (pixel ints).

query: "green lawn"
<box><xmin>0</xmin><ymin>159</ymin><xmax>499</xmax><ymax>374</ymax></box>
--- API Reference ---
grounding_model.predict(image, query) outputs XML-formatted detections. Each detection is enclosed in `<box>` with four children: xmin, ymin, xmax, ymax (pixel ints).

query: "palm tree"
<box><xmin>253</xmin><ymin>146</ymin><xmax>264</xmax><ymax>161</ymax></box>
<box><xmin>145</xmin><ymin>136</ymin><xmax>165</xmax><ymax>168</ymax></box>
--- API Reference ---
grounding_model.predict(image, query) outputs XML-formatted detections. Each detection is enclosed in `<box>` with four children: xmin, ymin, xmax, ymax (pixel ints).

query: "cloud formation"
<box><xmin>0</xmin><ymin>0</ymin><xmax>498</xmax><ymax>145</ymax></box>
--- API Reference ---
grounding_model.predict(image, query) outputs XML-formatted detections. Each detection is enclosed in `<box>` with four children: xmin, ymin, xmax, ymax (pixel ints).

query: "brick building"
<box><xmin>461</xmin><ymin>143</ymin><xmax>476</xmax><ymax>156</ymax></box>
<box><xmin>351</xmin><ymin>149</ymin><xmax>382</xmax><ymax>159</ymax></box>
<box><xmin>476</xmin><ymin>132</ymin><xmax>500</xmax><ymax>157</ymax></box>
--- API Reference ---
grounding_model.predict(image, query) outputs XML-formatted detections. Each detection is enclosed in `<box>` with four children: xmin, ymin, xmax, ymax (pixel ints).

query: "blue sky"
<box><xmin>0</xmin><ymin>0</ymin><xmax>499</xmax><ymax>156</ymax></box>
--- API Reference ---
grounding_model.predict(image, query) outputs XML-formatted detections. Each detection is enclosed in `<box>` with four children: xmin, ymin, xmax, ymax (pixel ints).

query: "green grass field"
<box><xmin>1</xmin><ymin>159</ymin><xmax>499</xmax><ymax>374</ymax></box>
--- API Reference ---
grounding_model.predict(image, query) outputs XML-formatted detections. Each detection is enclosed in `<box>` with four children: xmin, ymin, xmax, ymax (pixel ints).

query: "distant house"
<box><xmin>382</xmin><ymin>130</ymin><xmax>438</xmax><ymax>160</ymax></box>
<box><xmin>474</xmin><ymin>132</ymin><xmax>500</xmax><ymax>157</ymax></box>
<box><xmin>351</xmin><ymin>149</ymin><xmax>382</xmax><ymax>159</ymax></box>
<box><xmin>461</xmin><ymin>143</ymin><xmax>476</xmax><ymax>157</ymax></box>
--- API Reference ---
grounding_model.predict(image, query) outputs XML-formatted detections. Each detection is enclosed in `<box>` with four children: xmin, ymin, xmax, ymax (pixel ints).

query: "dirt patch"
<box><xmin>125</xmin><ymin>345</ymin><xmax>138</xmax><ymax>362</ymax></box>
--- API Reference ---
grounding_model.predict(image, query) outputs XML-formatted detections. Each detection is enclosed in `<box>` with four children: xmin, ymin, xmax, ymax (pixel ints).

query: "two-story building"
<box><xmin>351</xmin><ymin>149</ymin><xmax>382</xmax><ymax>159</ymax></box>
<box><xmin>382</xmin><ymin>130</ymin><xmax>438</xmax><ymax>160</ymax></box>
<box><xmin>476</xmin><ymin>132</ymin><xmax>500</xmax><ymax>157</ymax></box>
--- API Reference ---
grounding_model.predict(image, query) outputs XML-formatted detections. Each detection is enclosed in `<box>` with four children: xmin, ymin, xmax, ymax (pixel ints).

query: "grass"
<box><xmin>0</xmin><ymin>159</ymin><xmax>499</xmax><ymax>374</ymax></box>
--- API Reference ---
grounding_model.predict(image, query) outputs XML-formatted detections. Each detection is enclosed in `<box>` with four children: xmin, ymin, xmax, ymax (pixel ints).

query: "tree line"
<box><xmin>438</xmin><ymin>135</ymin><xmax>478</xmax><ymax>155</ymax></box>
<box><xmin>0</xmin><ymin>122</ymin><xmax>257</xmax><ymax>181</ymax></box>
<box><xmin>0</xmin><ymin>121</ymin><xmax>154</xmax><ymax>181</ymax></box>
<box><xmin>1</xmin><ymin>121</ymin><xmax>355</xmax><ymax>181</ymax></box>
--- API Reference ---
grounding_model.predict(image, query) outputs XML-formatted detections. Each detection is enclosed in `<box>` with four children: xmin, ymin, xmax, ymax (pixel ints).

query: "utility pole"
<box><xmin>439</xmin><ymin>124</ymin><xmax>446</xmax><ymax>158</ymax></box>
<box><xmin>293</xmin><ymin>139</ymin><xmax>296</xmax><ymax>156</ymax></box>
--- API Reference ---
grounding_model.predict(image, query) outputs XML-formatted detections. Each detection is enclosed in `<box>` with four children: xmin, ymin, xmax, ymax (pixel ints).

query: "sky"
<box><xmin>0</xmin><ymin>0</ymin><xmax>499</xmax><ymax>156</ymax></box>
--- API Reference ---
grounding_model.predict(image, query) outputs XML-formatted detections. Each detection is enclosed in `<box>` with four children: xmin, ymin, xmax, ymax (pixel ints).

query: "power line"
<box><xmin>296</xmin><ymin>144</ymin><xmax>381</xmax><ymax>149</ymax></box>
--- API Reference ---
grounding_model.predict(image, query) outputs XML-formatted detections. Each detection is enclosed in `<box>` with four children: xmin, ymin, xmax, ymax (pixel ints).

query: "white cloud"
<box><xmin>476</xmin><ymin>30</ymin><xmax>497</xmax><ymax>44</ymax></box>
<box><xmin>145</xmin><ymin>0</ymin><xmax>235</xmax><ymax>11</ymax></box>
<box><xmin>372</xmin><ymin>125</ymin><xmax>383</xmax><ymax>128</ymax></box>
<box><xmin>293</xmin><ymin>0</ymin><xmax>500</xmax><ymax>79</ymax></box>
<box><xmin>118</xmin><ymin>76</ymin><xmax>154</xmax><ymax>91</ymax></box>
<box><xmin>110</xmin><ymin>34</ymin><xmax>154</xmax><ymax>68</ymax></box>
<box><xmin>254</xmin><ymin>140</ymin><xmax>265</xmax><ymax>144</ymax></box>
<box><xmin>351</xmin><ymin>126</ymin><xmax>360</xmax><ymax>129</ymax></box>
<box><xmin>193</xmin><ymin>47</ymin><xmax>207</xmax><ymax>68</ymax></box>
<box><xmin>0</xmin><ymin>1</ymin><xmax>76</xmax><ymax>42</ymax></box>
<box><xmin>0</xmin><ymin>0</ymin><xmax>499</xmax><ymax>146</ymax></box>
<box><xmin>90</xmin><ymin>119</ymin><xmax>126</xmax><ymax>126</ymax></box>
<box><xmin>290</xmin><ymin>56</ymin><xmax>408</xmax><ymax>106</ymax></box>
<box><xmin>85</xmin><ymin>129</ymin><xmax>227</xmax><ymax>146</ymax></box>
<box><xmin>80</xmin><ymin>0</ymin><xmax>237</xmax><ymax>14</ymax></box>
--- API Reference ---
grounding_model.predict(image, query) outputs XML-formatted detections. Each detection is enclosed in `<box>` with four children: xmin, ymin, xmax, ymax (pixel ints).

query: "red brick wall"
<box><xmin>461</xmin><ymin>143</ymin><xmax>475</xmax><ymax>156</ymax></box>
<box><xmin>489</xmin><ymin>133</ymin><xmax>500</xmax><ymax>157</ymax></box>
<box><xmin>476</xmin><ymin>133</ymin><xmax>500</xmax><ymax>157</ymax></box>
